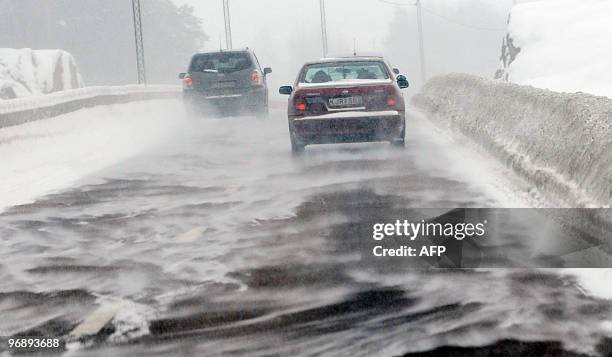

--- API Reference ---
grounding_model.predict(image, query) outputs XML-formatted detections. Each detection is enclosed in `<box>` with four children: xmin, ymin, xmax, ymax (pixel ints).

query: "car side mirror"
<box><xmin>264</xmin><ymin>67</ymin><xmax>272</xmax><ymax>75</ymax></box>
<box><xmin>397</xmin><ymin>75</ymin><xmax>409</xmax><ymax>89</ymax></box>
<box><xmin>279</xmin><ymin>85</ymin><xmax>293</xmax><ymax>95</ymax></box>
<box><xmin>393</xmin><ymin>68</ymin><xmax>400</xmax><ymax>75</ymax></box>
<box><xmin>179</xmin><ymin>73</ymin><xmax>187</xmax><ymax>79</ymax></box>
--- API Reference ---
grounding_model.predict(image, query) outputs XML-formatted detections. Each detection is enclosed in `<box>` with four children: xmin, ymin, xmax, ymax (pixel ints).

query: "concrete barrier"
<box><xmin>0</xmin><ymin>85</ymin><xmax>181</xmax><ymax>128</ymax></box>
<box><xmin>413</xmin><ymin>73</ymin><xmax>612</xmax><ymax>209</ymax></box>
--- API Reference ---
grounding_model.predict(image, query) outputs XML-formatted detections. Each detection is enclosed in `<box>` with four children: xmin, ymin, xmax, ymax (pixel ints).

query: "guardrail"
<box><xmin>413</xmin><ymin>73</ymin><xmax>612</xmax><ymax>209</ymax></box>
<box><xmin>0</xmin><ymin>85</ymin><xmax>181</xmax><ymax>128</ymax></box>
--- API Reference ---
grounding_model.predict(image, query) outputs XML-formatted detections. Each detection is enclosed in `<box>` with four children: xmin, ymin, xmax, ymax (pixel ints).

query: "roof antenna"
<box><xmin>353</xmin><ymin>38</ymin><xmax>357</xmax><ymax>56</ymax></box>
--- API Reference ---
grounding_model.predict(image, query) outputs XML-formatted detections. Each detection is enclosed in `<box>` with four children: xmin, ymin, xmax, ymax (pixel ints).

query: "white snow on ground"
<box><xmin>564</xmin><ymin>268</ymin><xmax>612</xmax><ymax>321</ymax></box>
<box><xmin>0</xmin><ymin>48</ymin><xmax>83</xmax><ymax>99</ymax></box>
<box><xmin>416</xmin><ymin>74</ymin><xmax>612</xmax><ymax>301</ymax></box>
<box><xmin>0</xmin><ymin>100</ymin><xmax>183</xmax><ymax>212</ymax></box>
<box><xmin>409</xmin><ymin>108</ymin><xmax>533</xmax><ymax>209</ymax></box>
<box><xmin>1</xmin><ymin>99</ymin><xmax>610</xmax><ymax>303</ymax></box>
<box><xmin>0</xmin><ymin>85</ymin><xmax>179</xmax><ymax>115</ymax></box>
<box><xmin>564</xmin><ymin>269</ymin><xmax>612</xmax><ymax>300</ymax></box>
<box><xmin>506</xmin><ymin>0</ymin><xmax>612</xmax><ymax>98</ymax></box>
<box><xmin>415</xmin><ymin>73</ymin><xmax>612</xmax><ymax>208</ymax></box>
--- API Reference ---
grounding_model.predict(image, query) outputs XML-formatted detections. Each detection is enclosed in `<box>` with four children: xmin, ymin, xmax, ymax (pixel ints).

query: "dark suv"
<box><xmin>179</xmin><ymin>48</ymin><xmax>272</xmax><ymax>117</ymax></box>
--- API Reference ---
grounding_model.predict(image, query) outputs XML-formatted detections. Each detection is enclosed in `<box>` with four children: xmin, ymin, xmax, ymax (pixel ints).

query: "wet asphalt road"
<box><xmin>0</xmin><ymin>105</ymin><xmax>611</xmax><ymax>356</ymax></box>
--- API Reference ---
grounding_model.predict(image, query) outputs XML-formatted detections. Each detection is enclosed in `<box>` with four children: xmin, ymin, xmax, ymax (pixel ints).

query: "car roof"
<box><xmin>303</xmin><ymin>56</ymin><xmax>388</xmax><ymax>66</ymax></box>
<box><xmin>192</xmin><ymin>48</ymin><xmax>253</xmax><ymax>56</ymax></box>
<box><xmin>326</xmin><ymin>52</ymin><xmax>385</xmax><ymax>59</ymax></box>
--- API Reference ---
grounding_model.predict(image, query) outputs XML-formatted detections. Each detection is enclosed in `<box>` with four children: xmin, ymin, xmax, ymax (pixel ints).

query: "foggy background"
<box><xmin>1</xmin><ymin>0</ymin><xmax>513</xmax><ymax>96</ymax></box>
<box><xmin>176</xmin><ymin>0</ymin><xmax>514</xmax><ymax>96</ymax></box>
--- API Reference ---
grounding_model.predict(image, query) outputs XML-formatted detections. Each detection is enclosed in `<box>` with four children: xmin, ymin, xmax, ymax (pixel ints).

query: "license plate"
<box><xmin>215</xmin><ymin>81</ymin><xmax>236</xmax><ymax>88</ymax></box>
<box><xmin>328</xmin><ymin>96</ymin><xmax>363</xmax><ymax>107</ymax></box>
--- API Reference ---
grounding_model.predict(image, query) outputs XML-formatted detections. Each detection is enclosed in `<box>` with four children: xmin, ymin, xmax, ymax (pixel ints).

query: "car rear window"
<box><xmin>300</xmin><ymin>61</ymin><xmax>390</xmax><ymax>84</ymax></box>
<box><xmin>190</xmin><ymin>52</ymin><xmax>252</xmax><ymax>74</ymax></box>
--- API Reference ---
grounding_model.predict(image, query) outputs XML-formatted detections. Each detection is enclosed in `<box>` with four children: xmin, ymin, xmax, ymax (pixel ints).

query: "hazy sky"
<box><xmin>170</xmin><ymin>0</ymin><xmax>514</xmax><ymax>92</ymax></box>
<box><xmin>172</xmin><ymin>0</ymin><xmax>394</xmax><ymax>55</ymax></box>
<box><xmin>171</xmin><ymin>0</ymin><xmax>512</xmax><ymax>53</ymax></box>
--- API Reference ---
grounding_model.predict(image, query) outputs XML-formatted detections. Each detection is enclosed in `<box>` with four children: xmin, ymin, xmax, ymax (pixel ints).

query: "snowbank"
<box><xmin>0</xmin><ymin>48</ymin><xmax>84</xmax><ymax>99</ymax></box>
<box><xmin>564</xmin><ymin>269</ymin><xmax>612</xmax><ymax>300</ymax></box>
<box><xmin>413</xmin><ymin>73</ymin><xmax>612</xmax><ymax>210</ymax></box>
<box><xmin>496</xmin><ymin>0</ymin><xmax>612</xmax><ymax>98</ymax></box>
<box><xmin>0</xmin><ymin>85</ymin><xmax>180</xmax><ymax>128</ymax></box>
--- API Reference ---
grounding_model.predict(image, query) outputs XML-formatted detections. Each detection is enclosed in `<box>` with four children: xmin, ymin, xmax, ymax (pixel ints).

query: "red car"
<box><xmin>279</xmin><ymin>56</ymin><xmax>409</xmax><ymax>153</ymax></box>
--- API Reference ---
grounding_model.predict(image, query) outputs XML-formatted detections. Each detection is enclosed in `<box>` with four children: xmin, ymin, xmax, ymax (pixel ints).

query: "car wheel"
<box><xmin>391</xmin><ymin>138</ymin><xmax>405</xmax><ymax>147</ymax></box>
<box><xmin>290</xmin><ymin>131</ymin><xmax>305</xmax><ymax>154</ymax></box>
<box><xmin>391</xmin><ymin>124</ymin><xmax>406</xmax><ymax>148</ymax></box>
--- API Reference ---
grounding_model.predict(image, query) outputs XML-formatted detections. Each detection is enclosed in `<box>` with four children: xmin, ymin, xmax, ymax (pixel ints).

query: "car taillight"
<box><xmin>183</xmin><ymin>76</ymin><xmax>193</xmax><ymax>89</ymax></box>
<box><xmin>295</xmin><ymin>98</ymin><xmax>307</xmax><ymax>111</ymax></box>
<box><xmin>251</xmin><ymin>70</ymin><xmax>262</xmax><ymax>85</ymax></box>
<box><xmin>387</xmin><ymin>96</ymin><xmax>398</xmax><ymax>107</ymax></box>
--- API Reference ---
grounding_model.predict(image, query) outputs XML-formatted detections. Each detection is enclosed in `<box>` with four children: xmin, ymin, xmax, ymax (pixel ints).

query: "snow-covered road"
<box><xmin>0</xmin><ymin>100</ymin><xmax>528</xmax><ymax>212</ymax></box>
<box><xmin>0</xmin><ymin>100</ymin><xmax>610</xmax><ymax>355</ymax></box>
<box><xmin>0</xmin><ymin>100</ymin><xmax>181</xmax><ymax>211</ymax></box>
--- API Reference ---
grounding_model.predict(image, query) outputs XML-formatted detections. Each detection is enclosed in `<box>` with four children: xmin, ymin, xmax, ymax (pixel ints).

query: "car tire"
<box><xmin>290</xmin><ymin>131</ymin><xmax>305</xmax><ymax>154</ymax></box>
<box><xmin>391</xmin><ymin>123</ymin><xmax>406</xmax><ymax>148</ymax></box>
<box><xmin>391</xmin><ymin>138</ymin><xmax>405</xmax><ymax>147</ymax></box>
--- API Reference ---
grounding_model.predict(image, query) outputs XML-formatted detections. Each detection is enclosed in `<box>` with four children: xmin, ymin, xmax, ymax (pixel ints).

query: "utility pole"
<box><xmin>416</xmin><ymin>0</ymin><xmax>426</xmax><ymax>85</ymax></box>
<box><xmin>131</xmin><ymin>0</ymin><xmax>146</xmax><ymax>85</ymax></box>
<box><xmin>223</xmin><ymin>0</ymin><xmax>233</xmax><ymax>49</ymax></box>
<box><xmin>319</xmin><ymin>0</ymin><xmax>329</xmax><ymax>57</ymax></box>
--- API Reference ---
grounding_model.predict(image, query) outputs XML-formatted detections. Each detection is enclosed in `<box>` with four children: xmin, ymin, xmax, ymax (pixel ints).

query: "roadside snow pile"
<box><xmin>496</xmin><ymin>0</ymin><xmax>612</xmax><ymax>98</ymax></box>
<box><xmin>0</xmin><ymin>48</ymin><xmax>83</xmax><ymax>100</ymax></box>
<box><xmin>0</xmin><ymin>84</ymin><xmax>180</xmax><ymax>129</ymax></box>
<box><xmin>0</xmin><ymin>84</ymin><xmax>180</xmax><ymax>116</ymax></box>
<box><xmin>414</xmin><ymin>73</ymin><xmax>612</xmax><ymax>210</ymax></box>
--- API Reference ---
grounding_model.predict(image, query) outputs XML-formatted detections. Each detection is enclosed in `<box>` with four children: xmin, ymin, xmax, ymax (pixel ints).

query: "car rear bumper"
<box><xmin>290</xmin><ymin>110</ymin><xmax>405</xmax><ymax>144</ymax></box>
<box><xmin>183</xmin><ymin>87</ymin><xmax>266</xmax><ymax>112</ymax></box>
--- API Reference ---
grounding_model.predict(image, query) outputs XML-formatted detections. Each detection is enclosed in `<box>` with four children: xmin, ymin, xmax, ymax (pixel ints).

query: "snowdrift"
<box><xmin>0</xmin><ymin>99</ymin><xmax>183</xmax><ymax>212</ymax></box>
<box><xmin>0</xmin><ymin>85</ymin><xmax>180</xmax><ymax>128</ymax></box>
<box><xmin>496</xmin><ymin>0</ymin><xmax>612</xmax><ymax>98</ymax></box>
<box><xmin>0</xmin><ymin>48</ymin><xmax>84</xmax><ymax>100</ymax></box>
<box><xmin>413</xmin><ymin>73</ymin><xmax>612</xmax><ymax>209</ymax></box>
